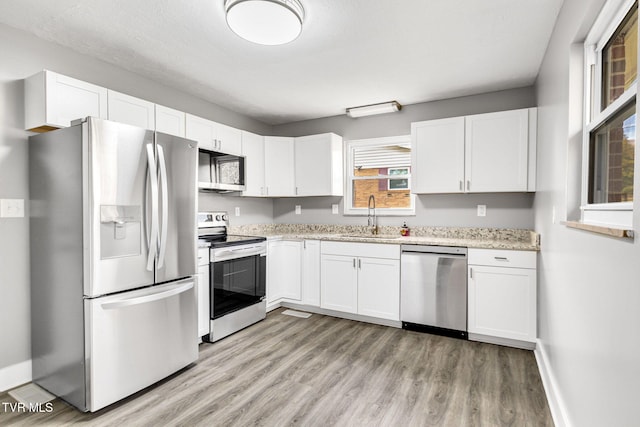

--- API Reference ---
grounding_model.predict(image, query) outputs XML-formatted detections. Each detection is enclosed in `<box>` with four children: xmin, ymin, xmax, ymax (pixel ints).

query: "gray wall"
<box><xmin>0</xmin><ymin>23</ymin><xmax>272</xmax><ymax>374</ymax></box>
<box><xmin>272</xmin><ymin>87</ymin><xmax>536</xmax><ymax>229</ymax></box>
<box><xmin>534</xmin><ymin>0</ymin><xmax>640</xmax><ymax>426</ymax></box>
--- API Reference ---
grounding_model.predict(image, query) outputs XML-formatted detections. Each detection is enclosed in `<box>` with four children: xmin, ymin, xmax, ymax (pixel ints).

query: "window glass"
<box><xmin>602</xmin><ymin>3</ymin><xmax>638</xmax><ymax>108</ymax></box>
<box><xmin>589</xmin><ymin>101</ymin><xmax>636</xmax><ymax>203</ymax></box>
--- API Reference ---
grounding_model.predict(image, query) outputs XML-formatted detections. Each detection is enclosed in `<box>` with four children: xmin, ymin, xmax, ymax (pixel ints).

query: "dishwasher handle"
<box><xmin>401</xmin><ymin>245</ymin><xmax>467</xmax><ymax>257</ymax></box>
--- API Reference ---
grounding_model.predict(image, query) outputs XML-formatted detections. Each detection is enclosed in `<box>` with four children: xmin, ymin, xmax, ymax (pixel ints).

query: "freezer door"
<box><xmin>85</xmin><ymin>278</ymin><xmax>198</xmax><ymax>412</ymax></box>
<box><xmin>400</xmin><ymin>252</ymin><xmax>467</xmax><ymax>331</ymax></box>
<box><xmin>86</xmin><ymin>118</ymin><xmax>156</xmax><ymax>297</ymax></box>
<box><xmin>155</xmin><ymin>132</ymin><xmax>197</xmax><ymax>284</ymax></box>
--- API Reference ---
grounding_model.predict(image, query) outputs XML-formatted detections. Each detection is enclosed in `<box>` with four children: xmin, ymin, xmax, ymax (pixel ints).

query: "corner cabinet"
<box><xmin>301</xmin><ymin>240</ymin><xmax>321</xmax><ymax>306</ymax></box>
<box><xmin>25</xmin><ymin>70</ymin><xmax>108</xmax><ymax>132</ymax></box>
<box><xmin>266</xmin><ymin>240</ymin><xmax>302</xmax><ymax>307</ymax></box>
<box><xmin>320</xmin><ymin>242</ymin><xmax>400</xmax><ymax>321</ymax></box>
<box><xmin>467</xmin><ymin>248</ymin><xmax>537</xmax><ymax>349</ymax></box>
<box><xmin>411</xmin><ymin>108</ymin><xmax>537</xmax><ymax>193</ymax></box>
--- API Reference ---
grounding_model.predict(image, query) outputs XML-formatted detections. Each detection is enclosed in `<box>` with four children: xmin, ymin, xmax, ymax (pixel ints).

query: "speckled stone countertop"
<box><xmin>228</xmin><ymin>224</ymin><xmax>540</xmax><ymax>251</ymax></box>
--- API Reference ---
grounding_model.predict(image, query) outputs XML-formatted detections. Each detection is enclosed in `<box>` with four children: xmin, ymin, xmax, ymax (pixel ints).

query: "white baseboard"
<box><xmin>0</xmin><ymin>359</ymin><xmax>32</xmax><ymax>392</ymax></box>
<box><xmin>534</xmin><ymin>340</ymin><xmax>571</xmax><ymax>427</ymax></box>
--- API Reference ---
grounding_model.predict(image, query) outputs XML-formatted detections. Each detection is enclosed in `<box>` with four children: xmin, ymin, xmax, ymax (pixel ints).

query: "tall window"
<box><xmin>344</xmin><ymin>136</ymin><xmax>415</xmax><ymax>215</ymax></box>
<box><xmin>584</xmin><ymin>0</ymin><xmax>637</xmax><ymax>227</ymax></box>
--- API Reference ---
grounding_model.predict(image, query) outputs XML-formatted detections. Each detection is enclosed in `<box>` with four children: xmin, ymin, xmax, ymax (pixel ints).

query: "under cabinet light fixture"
<box><xmin>346</xmin><ymin>101</ymin><xmax>402</xmax><ymax>118</ymax></box>
<box><xmin>225</xmin><ymin>0</ymin><xmax>305</xmax><ymax>46</ymax></box>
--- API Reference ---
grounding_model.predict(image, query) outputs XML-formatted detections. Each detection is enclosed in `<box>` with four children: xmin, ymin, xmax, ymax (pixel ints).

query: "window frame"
<box><xmin>581</xmin><ymin>0</ymin><xmax>638</xmax><ymax>228</ymax></box>
<box><xmin>343</xmin><ymin>135</ymin><xmax>415</xmax><ymax>216</ymax></box>
<box><xmin>387</xmin><ymin>167</ymin><xmax>411</xmax><ymax>190</ymax></box>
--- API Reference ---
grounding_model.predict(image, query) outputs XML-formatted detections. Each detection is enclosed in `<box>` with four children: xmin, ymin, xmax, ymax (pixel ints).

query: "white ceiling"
<box><xmin>0</xmin><ymin>0</ymin><xmax>564</xmax><ymax>125</ymax></box>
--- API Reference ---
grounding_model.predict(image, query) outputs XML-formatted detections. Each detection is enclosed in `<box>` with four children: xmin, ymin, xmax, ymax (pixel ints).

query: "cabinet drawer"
<box><xmin>321</xmin><ymin>241</ymin><xmax>400</xmax><ymax>259</ymax></box>
<box><xmin>468</xmin><ymin>248</ymin><xmax>536</xmax><ymax>269</ymax></box>
<box><xmin>197</xmin><ymin>247</ymin><xmax>210</xmax><ymax>266</ymax></box>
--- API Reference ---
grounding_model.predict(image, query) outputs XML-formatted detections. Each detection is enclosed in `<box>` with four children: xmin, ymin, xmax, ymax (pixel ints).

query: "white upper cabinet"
<box><xmin>412</xmin><ymin>117</ymin><xmax>465</xmax><ymax>193</ymax></box>
<box><xmin>25</xmin><ymin>70</ymin><xmax>108</xmax><ymax>132</ymax></box>
<box><xmin>264</xmin><ymin>136</ymin><xmax>295</xmax><ymax>197</ymax></box>
<box><xmin>155</xmin><ymin>105</ymin><xmax>186</xmax><ymax>137</ymax></box>
<box><xmin>411</xmin><ymin>108</ymin><xmax>537</xmax><ymax>193</ymax></box>
<box><xmin>294</xmin><ymin>133</ymin><xmax>343</xmax><ymax>196</ymax></box>
<box><xmin>242</xmin><ymin>131</ymin><xmax>266</xmax><ymax>197</ymax></box>
<box><xmin>465</xmin><ymin>109</ymin><xmax>531</xmax><ymax>192</ymax></box>
<box><xmin>185</xmin><ymin>114</ymin><xmax>241</xmax><ymax>155</ymax></box>
<box><xmin>107</xmin><ymin>90</ymin><xmax>156</xmax><ymax>130</ymax></box>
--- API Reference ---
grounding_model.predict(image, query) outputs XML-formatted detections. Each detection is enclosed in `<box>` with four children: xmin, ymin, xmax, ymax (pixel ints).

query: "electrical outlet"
<box><xmin>0</xmin><ymin>199</ymin><xmax>24</xmax><ymax>218</ymax></box>
<box><xmin>332</xmin><ymin>204</ymin><xmax>339</xmax><ymax>214</ymax></box>
<box><xmin>295</xmin><ymin>205</ymin><xmax>302</xmax><ymax>215</ymax></box>
<box><xmin>235</xmin><ymin>207</ymin><xmax>240</xmax><ymax>217</ymax></box>
<box><xmin>477</xmin><ymin>205</ymin><xmax>486</xmax><ymax>217</ymax></box>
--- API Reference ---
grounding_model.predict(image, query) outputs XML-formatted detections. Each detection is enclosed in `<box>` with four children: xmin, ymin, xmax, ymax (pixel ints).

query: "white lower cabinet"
<box><xmin>197</xmin><ymin>247</ymin><xmax>210</xmax><ymax>339</ymax></box>
<box><xmin>467</xmin><ymin>249</ymin><xmax>537</xmax><ymax>346</ymax></box>
<box><xmin>301</xmin><ymin>240</ymin><xmax>321</xmax><ymax>306</ymax></box>
<box><xmin>267</xmin><ymin>240</ymin><xmax>302</xmax><ymax>305</ymax></box>
<box><xmin>320</xmin><ymin>242</ymin><xmax>400</xmax><ymax>321</ymax></box>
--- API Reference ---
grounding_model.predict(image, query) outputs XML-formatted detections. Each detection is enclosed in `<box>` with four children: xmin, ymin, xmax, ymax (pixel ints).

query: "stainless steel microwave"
<box><xmin>198</xmin><ymin>149</ymin><xmax>246</xmax><ymax>192</ymax></box>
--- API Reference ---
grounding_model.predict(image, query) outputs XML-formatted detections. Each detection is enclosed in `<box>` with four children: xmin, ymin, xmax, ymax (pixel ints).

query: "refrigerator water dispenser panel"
<box><xmin>100</xmin><ymin>205</ymin><xmax>142</xmax><ymax>259</ymax></box>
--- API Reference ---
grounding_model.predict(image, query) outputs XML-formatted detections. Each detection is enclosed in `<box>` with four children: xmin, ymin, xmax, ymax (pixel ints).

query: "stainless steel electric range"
<box><xmin>197</xmin><ymin>212</ymin><xmax>267</xmax><ymax>342</ymax></box>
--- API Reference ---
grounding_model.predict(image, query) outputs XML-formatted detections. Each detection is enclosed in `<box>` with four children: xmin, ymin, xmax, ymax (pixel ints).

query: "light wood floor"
<box><xmin>1</xmin><ymin>308</ymin><xmax>553</xmax><ymax>426</ymax></box>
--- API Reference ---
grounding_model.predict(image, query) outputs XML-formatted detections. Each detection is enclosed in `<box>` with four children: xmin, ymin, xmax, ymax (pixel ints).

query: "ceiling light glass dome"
<box><xmin>225</xmin><ymin>0</ymin><xmax>305</xmax><ymax>46</ymax></box>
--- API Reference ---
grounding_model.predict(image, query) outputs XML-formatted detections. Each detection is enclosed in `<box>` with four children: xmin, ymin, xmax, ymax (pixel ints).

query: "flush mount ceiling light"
<box><xmin>346</xmin><ymin>101</ymin><xmax>403</xmax><ymax>118</ymax></box>
<box><xmin>225</xmin><ymin>0</ymin><xmax>305</xmax><ymax>45</ymax></box>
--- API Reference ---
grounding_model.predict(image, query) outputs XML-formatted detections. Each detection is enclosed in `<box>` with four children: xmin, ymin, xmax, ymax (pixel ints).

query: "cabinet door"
<box><xmin>107</xmin><ymin>90</ymin><xmax>155</xmax><ymax>130</ymax></box>
<box><xmin>242</xmin><ymin>131</ymin><xmax>266</xmax><ymax>197</ymax></box>
<box><xmin>264</xmin><ymin>136</ymin><xmax>295</xmax><ymax>197</ymax></box>
<box><xmin>320</xmin><ymin>254</ymin><xmax>358</xmax><ymax>314</ymax></box>
<box><xmin>464</xmin><ymin>109</ymin><xmax>529</xmax><ymax>192</ymax></box>
<box><xmin>411</xmin><ymin>117</ymin><xmax>465</xmax><ymax>193</ymax></box>
<box><xmin>216</xmin><ymin>123</ymin><xmax>242</xmax><ymax>155</ymax></box>
<box><xmin>357</xmin><ymin>257</ymin><xmax>400</xmax><ymax>320</ymax></box>
<box><xmin>156</xmin><ymin>105</ymin><xmax>186</xmax><ymax>137</ymax></box>
<box><xmin>186</xmin><ymin>114</ymin><xmax>216</xmax><ymax>151</ymax></box>
<box><xmin>301</xmin><ymin>240</ymin><xmax>321</xmax><ymax>307</ymax></box>
<box><xmin>468</xmin><ymin>265</ymin><xmax>536</xmax><ymax>342</ymax></box>
<box><xmin>267</xmin><ymin>240</ymin><xmax>302</xmax><ymax>303</ymax></box>
<box><xmin>294</xmin><ymin>133</ymin><xmax>343</xmax><ymax>196</ymax></box>
<box><xmin>25</xmin><ymin>70</ymin><xmax>108</xmax><ymax>131</ymax></box>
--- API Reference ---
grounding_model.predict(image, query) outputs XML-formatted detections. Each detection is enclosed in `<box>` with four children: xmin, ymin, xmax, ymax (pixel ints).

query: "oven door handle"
<box><xmin>212</xmin><ymin>246</ymin><xmax>265</xmax><ymax>260</ymax></box>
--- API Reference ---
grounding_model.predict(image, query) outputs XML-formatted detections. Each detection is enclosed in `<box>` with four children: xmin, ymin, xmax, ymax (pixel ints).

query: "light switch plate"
<box><xmin>477</xmin><ymin>204</ymin><xmax>486</xmax><ymax>217</ymax></box>
<box><xmin>332</xmin><ymin>204</ymin><xmax>339</xmax><ymax>214</ymax></box>
<box><xmin>295</xmin><ymin>205</ymin><xmax>302</xmax><ymax>215</ymax></box>
<box><xmin>0</xmin><ymin>199</ymin><xmax>25</xmax><ymax>218</ymax></box>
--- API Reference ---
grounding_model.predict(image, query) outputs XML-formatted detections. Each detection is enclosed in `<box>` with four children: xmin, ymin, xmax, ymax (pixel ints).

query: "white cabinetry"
<box><xmin>155</xmin><ymin>105</ymin><xmax>186</xmax><ymax>137</ymax></box>
<box><xmin>25</xmin><ymin>70</ymin><xmax>108</xmax><ymax>132</ymax></box>
<box><xmin>186</xmin><ymin>114</ymin><xmax>242</xmax><ymax>154</ymax></box>
<box><xmin>197</xmin><ymin>247</ymin><xmax>210</xmax><ymax>340</ymax></box>
<box><xmin>267</xmin><ymin>240</ymin><xmax>302</xmax><ymax>306</ymax></box>
<box><xmin>301</xmin><ymin>240</ymin><xmax>321</xmax><ymax>306</ymax></box>
<box><xmin>107</xmin><ymin>90</ymin><xmax>156</xmax><ymax>130</ymax></box>
<box><xmin>242</xmin><ymin>131</ymin><xmax>266</xmax><ymax>197</ymax></box>
<box><xmin>294</xmin><ymin>133</ymin><xmax>343</xmax><ymax>196</ymax></box>
<box><xmin>320</xmin><ymin>242</ymin><xmax>400</xmax><ymax>321</ymax></box>
<box><xmin>411</xmin><ymin>108</ymin><xmax>537</xmax><ymax>194</ymax></box>
<box><xmin>468</xmin><ymin>249</ymin><xmax>537</xmax><ymax>348</ymax></box>
<box><xmin>264</xmin><ymin>136</ymin><xmax>295</xmax><ymax>197</ymax></box>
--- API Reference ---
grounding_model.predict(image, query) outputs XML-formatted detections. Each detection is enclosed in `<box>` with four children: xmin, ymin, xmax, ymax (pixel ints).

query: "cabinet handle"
<box><xmin>466</xmin><ymin>180</ymin><xmax>470</xmax><ymax>191</ymax></box>
<box><xmin>470</xmin><ymin>267</ymin><xmax>473</xmax><ymax>279</ymax></box>
<box><xmin>459</xmin><ymin>180</ymin><xmax>463</xmax><ymax>191</ymax></box>
<box><xmin>303</xmin><ymin>240</ymin><xmax>306</xmax><ymax>249</ymax></box>
<box><xmin>494</xmin><ymin>257</ymin><xmax>509</xmax><ymax>261</ymax></box>
<box><xmin>295</xmin><ymin>187</ymin><xmax>299</xmax><ymax>195</ymax></box>
<box><xmin>265</xmin><ymin>187</ymin><xmax>269</xmax><ymax>196</ymax></box>
<box><xmin>358</xmin><ymin>259</ymin><xmax>361</xmax><ymax>269</ymax></box>
<box><xmin>353</xmin><ymin>258</ymin><xmax>356</xmax><ymax>268</ymax></box>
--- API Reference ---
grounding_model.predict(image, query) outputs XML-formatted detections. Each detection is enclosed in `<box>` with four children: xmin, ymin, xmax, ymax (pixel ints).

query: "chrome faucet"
<box><xmin>367</xmin><ymin>194</ymin><xmax>378</xmax><ymax>235</ymax></box>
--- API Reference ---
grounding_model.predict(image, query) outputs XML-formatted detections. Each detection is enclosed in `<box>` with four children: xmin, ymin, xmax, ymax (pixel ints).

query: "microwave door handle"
<box><xmin>157</xmin><ymin>144</ymin><xmax>169</xmax><ymax>269</ymax></box>
<box><xmin>146</xmin><ymin>143</ymin><xmax>158</xmax><ymax>272</ymax></box>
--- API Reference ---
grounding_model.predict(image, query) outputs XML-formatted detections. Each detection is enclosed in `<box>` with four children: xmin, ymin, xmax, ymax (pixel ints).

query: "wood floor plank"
<box><xmin>0</xmin><ymin>309</ymin><xmax>554</xmax><ymax>426</ymax></box>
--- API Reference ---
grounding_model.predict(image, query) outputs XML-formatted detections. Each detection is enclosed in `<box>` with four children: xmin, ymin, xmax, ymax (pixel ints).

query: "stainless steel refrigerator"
<box><xmin>29</xmin><ymin>117</ymin><xmax>198</xmax><ymax>412</ymax></box>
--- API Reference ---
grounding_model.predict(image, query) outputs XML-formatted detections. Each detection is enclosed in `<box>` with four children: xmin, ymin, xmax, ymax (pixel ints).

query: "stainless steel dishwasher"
<box><xmin>400</xmin><ymin>245</ymin><xmax>468</xmax><ymax>339</ymax></box>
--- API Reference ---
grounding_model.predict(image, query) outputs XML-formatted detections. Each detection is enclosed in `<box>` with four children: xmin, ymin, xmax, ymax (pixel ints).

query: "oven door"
<box><xmin>211</xmin><ymin>248</ymin><xmax>266</xmax><ymax>319</ymax></box>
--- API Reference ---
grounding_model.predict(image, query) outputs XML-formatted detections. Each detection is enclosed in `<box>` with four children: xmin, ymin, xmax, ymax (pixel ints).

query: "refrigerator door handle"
<box><xmin>157</xmin><ymin>144</ymin><xmax>169</xmax><ymax>269</ymax></box>
<box><xmin>100</xmin><ymin>281</ymin><xmax>194</xmax><ymax>310</ymax></box>
<box><xmin>146</xmin><ymin>143</ymin><xmax>159</xmax><ymax>272</ymax></box>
